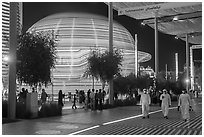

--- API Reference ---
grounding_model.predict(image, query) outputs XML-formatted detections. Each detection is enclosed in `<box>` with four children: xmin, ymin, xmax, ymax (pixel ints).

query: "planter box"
<box><xmin>26</xmin><ymin>92</ymin><xmax>38</xmax><ymax>118</ymax></box>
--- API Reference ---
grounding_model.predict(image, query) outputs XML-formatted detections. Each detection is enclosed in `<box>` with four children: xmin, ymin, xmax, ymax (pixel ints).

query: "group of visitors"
<box><xmin>72</xmin><ymin>88</ymin><xmax>106</xmax><ymax>111</ymax></box>
<box><xmin>18</xmin><ymin>88</ymin><xmax>28</xmax><ymax>103</ymax></box>
<box><xmin>88</xmin><ymin>89</ymin><xmax>106</xmax><ymax>111</ymax></box>
<box><xmin>138</xmin><ymin>88</ymin><xmax>197</xmax><ymax>122</ymax></box>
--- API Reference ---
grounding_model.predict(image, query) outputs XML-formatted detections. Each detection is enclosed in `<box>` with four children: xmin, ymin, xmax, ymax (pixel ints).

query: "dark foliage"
<box><xmin>2</xmin><ymin>101</ymin><xmax>62</xmax><ymax>119</ymax></box>
<box><xmin>103</xmin><ymin>98</ymin><xmax>138</xmax><ymax>109</ymax></box>
<box><xmin>16</xmin><ymin>31</ymin><xmax>57</xmax><ymax>87</ymax></box>
<box><xmin>113</xmin><ymin>74</ymin><xmax>151</xmax><ymax>95</ymax></box>
<box><xmin>38</xmin><ymin>102</ymin><xmax>62</xmax><ymax>117</ymax></box>
<box><xmin>85</xmin><ymin>49</ymin><xmax>123</xmax><ymax>83</ymax></box>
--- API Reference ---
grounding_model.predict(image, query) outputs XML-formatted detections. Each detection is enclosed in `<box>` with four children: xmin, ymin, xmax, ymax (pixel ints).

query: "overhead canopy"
<box><xmin>109</xmin><ymin>2</ymin><xmax>202</xmax><ymax>45</ymax></box>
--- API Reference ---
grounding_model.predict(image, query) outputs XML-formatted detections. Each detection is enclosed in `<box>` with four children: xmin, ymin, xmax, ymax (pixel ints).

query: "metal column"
<box><xmin>165</xmin><ymin>64</ymin><xmax>168</xmax><ymax>80</ymax></box>
<box><xmin>186</xmin><ymin>34</ymin><xmax>189</xmax><ymax>91</ymax></box>
<box><xmin>8</xmin><ymin>2</ymin><xmax>18</xmax><ymax>119</ymax></box>
<box><xmin>108</xmin><ymin>2</ymin><xmax>114</xmax><ymax>105</ymax></box>
<box><xmin>154</xmin><ymin>17</ymin><xmax>158</xmax><ymax>77</ymax></box>
<box><xmin>175</xmin><ymin>53</ymin><xmax>178</xmax><ymax>81</ymax></box>
<box><xmin>135</xmin><ymin>34</ymin><xmax>138</xmax><ymax>77</ymax></box>
<box><xmin>190</xmin><ymin>47</ymin><xmax>194</xmax><ymax>90</ymax></box>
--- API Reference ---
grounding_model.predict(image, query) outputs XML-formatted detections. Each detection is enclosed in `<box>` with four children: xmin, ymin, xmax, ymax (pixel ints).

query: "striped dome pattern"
<box><xmin>28</xmin><ymin>12</ymin><xmax>151</xmax><ymax>92</ymax></box>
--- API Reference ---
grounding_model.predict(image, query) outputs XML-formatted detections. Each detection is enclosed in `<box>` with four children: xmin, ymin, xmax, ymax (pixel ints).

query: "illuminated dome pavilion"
<box><xmin>28</xmin><ymin>12</ymin><xmax>151</xmax><ymax>93</ymax></box>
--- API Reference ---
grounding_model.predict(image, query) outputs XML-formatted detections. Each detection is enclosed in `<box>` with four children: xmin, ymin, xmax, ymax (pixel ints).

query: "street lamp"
<box><xmin>185</xmin><ymin>78</ymin><xmax>190</xmax><ymax>91</ymax></box>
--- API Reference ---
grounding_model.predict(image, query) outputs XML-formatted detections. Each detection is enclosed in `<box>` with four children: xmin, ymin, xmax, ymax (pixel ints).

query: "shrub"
<box><xmin>2</xmin><ymin>101</ymin><xmax>32</xmax><ymax>119</ymax></box>
<box><xmin>16</xmin><ymin>102</ymin><xmax>27</xmax><ymax>118</ymax></box>
<box><xmin>151</xmin><ymin>96</ymin><xmax>158</xmax><ymax>104</ymax></box>
<box><xmin>38</xmin><ymin>102</ymin><xmax>62</xmax><ymax>117</ymax></box>
<box><xmin>2</xmin><ymin>100</ymin><xmax>8</xmax><ymax>117</ymax></box>
<box><xmin>3</xmin><ymin>101</ymin><xmax>62</xmax><ymax>119</ymax></box>
<box><xmin>121</xmin><ymin>98</ymin><xmax>137</xmax><ymax>106</ymax></box>
<box><xmin>171</xmin><ymin>95</ymin><xmax>178</xmax><ymax>102</ymax></box>
<box><xmin>103</xmin><ymin>98</ymin><xmax>137</xmax><ymax>109</ymax></box>
<box><xmin>103</xmin><ymin>103</ymin><xmax>114</xmax><ymax>109</ymax></box>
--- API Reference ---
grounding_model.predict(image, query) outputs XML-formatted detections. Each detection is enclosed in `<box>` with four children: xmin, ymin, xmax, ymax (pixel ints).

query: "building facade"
<box><xmin>28</xmin><ymin>12</ymin><xmax>151</xmax><ymax>93</ymax></box>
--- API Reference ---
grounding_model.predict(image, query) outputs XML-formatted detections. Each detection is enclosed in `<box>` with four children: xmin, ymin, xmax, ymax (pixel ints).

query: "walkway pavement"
<box><xmin>2</xmin><ymin>97</ymin><xmax>202</xmax><ymax>135</ymax></box>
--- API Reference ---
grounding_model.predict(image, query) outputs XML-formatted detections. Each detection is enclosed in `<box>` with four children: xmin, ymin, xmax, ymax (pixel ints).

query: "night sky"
<box><xmin>23</xmin><ymin>2</ymin><xmax>202</xmax><ymax>72</ymax></box>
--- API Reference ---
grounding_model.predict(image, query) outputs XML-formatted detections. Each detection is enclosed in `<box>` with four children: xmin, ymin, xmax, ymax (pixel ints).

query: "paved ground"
<box><xmin>2</xmin><ymin>97</ymin><xmax>202</xmax><ymax>135</ymax></box>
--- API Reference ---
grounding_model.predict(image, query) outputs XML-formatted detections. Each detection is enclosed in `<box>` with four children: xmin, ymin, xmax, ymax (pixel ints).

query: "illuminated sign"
<box><xmin>118</xmin><ymin>2</ymin><xmax>201</xmax><ymax>15</ymax></box>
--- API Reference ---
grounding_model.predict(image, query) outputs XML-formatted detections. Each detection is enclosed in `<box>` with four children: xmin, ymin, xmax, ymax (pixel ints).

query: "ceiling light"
<box><xmin>141</xmin><ymin>22</ymin><xmax>145</xmax><ymax>26</ymax></box>
<box><xmin>173</xmin><ymin>16</ymin><xmax>179</xmax><ymax>21</ymax></box>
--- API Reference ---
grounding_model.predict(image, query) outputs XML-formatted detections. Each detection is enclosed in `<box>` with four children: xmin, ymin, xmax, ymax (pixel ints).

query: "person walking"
<box><xmin>160</xmin><ymin>89</ymin><xmax>171</xmax><ymax>119</ymax></box>
<box><xmin>188</xmin><ymin>89</ymin><xmax>195</xmax><ymax>111</ymax></box>
<box><xmin>178</xmin><ymin>89</ymin><xmax>191</xmax><ymax>122</ymax></box>
<box><xmin>90</xmin><ymin>89</ymin><xmax>95</xmax><ymax>110</ymax></box>
<box><xmin>95</xmin><ymin>90</ymin><xmax>99</xmax><ymax>110</ymax></box>
<box><xmin>41</xmin><ymin>89</ymin><xmax>48</xmax><ymax>105</ymax></box>
<box><xmin>58</xmin><ymin>90</ymin><xmax>64</xmax><ymax>107</ymax></box>
<box><xmin>84</xmin><ymin>94</ymin><xmax>89</xmax><ymax>110</ymax></box>
<box><xmin>138</xmin><ymin>88</ymin><xmax>151</xmax><ymax>119</ymax></box>
<box><xmin>87</xmin><ymin>89</ymin><xmax>91</xmax><ymax>108</ymax></box>
<box><xmin>98</xmin><ymin>89</ymin><xmax>103</xmax><ymax>111</ymax></box>
<box><xmin>158</xmin><ymin>90</ymin><xmax>162</xmax><ymax>107</ymax></box>
<box><xmin>72</xmin><ymin>94</ymin><xmax>77</xmax><ymax>109</ymax></box>
<box><xmin>102</xmin><ymin>89</ymin><xmax>106</xmax><ymax>103</ymax></box>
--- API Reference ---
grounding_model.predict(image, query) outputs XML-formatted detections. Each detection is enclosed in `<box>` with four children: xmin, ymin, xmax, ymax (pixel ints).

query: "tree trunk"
<box><xmin>92</xmin><ymin>76</ymin><xmax>94</xmax><ymax>90</ymax></box>
<box><xmin>108</xmin><ymin>79</ymin><xmax>114</xmax><ymax>105</ymax></box>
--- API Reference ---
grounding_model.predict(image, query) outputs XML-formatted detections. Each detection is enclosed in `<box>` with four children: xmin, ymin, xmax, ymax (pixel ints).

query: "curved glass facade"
<box><xmin>28</xmin><ymin>12</ymin><xmax>151</xmax><ymax>93</ymax></box>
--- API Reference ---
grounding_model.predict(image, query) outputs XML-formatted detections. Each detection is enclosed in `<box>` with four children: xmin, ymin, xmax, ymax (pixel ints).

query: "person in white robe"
<box><xmin>138</xmin><ymin>89</ymin><xmax>151</xmax><ymax>119</ymax></box>
<box><xmin>178</xmin><ymin>90</ymin><xmax>191</xmax><ymax>122</ymax></box>
<box><xmin>188</xmin><ymin>89</ymin><xmax>195</xmax><ymax>111</ymax></box>
<box><xmin>160</xmin><ymin>89</ymin><xmax>171</xmax><ymax>119</ymax></box>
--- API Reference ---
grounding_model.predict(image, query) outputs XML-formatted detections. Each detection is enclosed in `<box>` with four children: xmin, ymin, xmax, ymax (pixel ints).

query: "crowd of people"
<box><xmin>72</xmin><ymin>89</ymin><xmax>106</xmax><ymax>111</ymax></box>
<box><xmin>17</xmin><ymin>86</ymin><xmax>199</xmax><ymax>122</ymax></box>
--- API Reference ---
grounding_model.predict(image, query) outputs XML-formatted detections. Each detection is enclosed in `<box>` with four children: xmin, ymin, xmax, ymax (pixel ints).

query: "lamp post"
<box><xmin>8</xmin><ymin>2</ymin><xmax>18</xmax><ymax>119</ymax></box>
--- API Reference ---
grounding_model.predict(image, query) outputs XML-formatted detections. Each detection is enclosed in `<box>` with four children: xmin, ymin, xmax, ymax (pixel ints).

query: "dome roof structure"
<box><xmin>28</xmin><ymin>12</ymin><xmax>151</xmax><ymax>93</ymax></box>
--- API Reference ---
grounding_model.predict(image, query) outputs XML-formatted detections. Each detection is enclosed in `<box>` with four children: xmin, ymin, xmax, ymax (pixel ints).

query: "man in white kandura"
<box><xmin>138</xmin><ymin>89</ymin><xmax>151</xmax><ymax>119</ymax></box>
<box><xmin>178</xmin><ymin>90</ymin><xmax>191</xmax><ymax>122</ymax></box>
<box><xmin>160</xmin><ymin>89</ymin><xmax>171</xmax><ymax>119</ymax></box>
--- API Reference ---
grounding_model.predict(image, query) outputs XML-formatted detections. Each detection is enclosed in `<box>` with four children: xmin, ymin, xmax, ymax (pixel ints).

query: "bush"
<box><xmin>171</xmin><ymin>95</ymin><xmax>178</xmax><ymax>102</ymax></box>
<box><xmin>2</xmin><ymin>101</ymin><xmax>32</xmax><ymax>119</ymax></box>
<box><xmin>103</xmin><ymin>103</ymin><xmax>114</xmax><ymax>109</ymax></box>
<box><xmin>151</xmin><ymin>96</ymin><xmax>158</xmax><ymax>104</ymax></box>
<box><xmin>38</xmin><ymin>102</ymin><xmax>62</xmax><ymax>117</ymax></box>
<box><xmin>16</xmin><ymin>102</ymin><xmax>27</xmax><ymax>118</ymax></box>
<box><xmin>2</xmin><ymin>101</ymin><xmax>62</xmax><ymax>119</ymax></box>
<box><xmin>2</xmin><ymin>100</ymin><xmax>8</xmax><ymax>117</ymax></box>
<box><xmin>103</xmin><ymin>98</ymin><xmax>137</xmax><ymax>109</ymax></box>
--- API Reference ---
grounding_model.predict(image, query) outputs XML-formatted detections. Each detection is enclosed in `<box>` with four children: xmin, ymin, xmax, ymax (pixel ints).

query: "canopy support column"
<box><xmin>186</xmin><ymin>34</ymin><xmax>190</xmax><ymax>91</ymax></box>
<box><xmin>108</xmin><ymin>2</ymin><xmax>114</xmax><ymax>105</ymax></box>
<box><xmin>190</xmin><ymin>46</ymin><xmax>194</xmax><ymax>90</ymax></box>
<box><xmin>154</xmin><ymin>16</ymin><xmax>158</xmax><ymax>78</ymax></box>
<box><xmin>8</xmin><ymin>2</ymin><xmax>18</xmax><ymax>119</ymax></box>
<box><xmin>135</xmin><ymin>34</ymin><xmax>138</xmax><ymax>77</ymax></box>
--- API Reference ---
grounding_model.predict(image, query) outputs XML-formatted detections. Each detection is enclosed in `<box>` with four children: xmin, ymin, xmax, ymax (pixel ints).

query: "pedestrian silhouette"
<box><xmin>72</xmin><ymin>94</ymin><xmax>77</xmax><ymax>109</ymax></box>
<box><xmin>41</xmin><ymin>89</ymin><xmax>48</xmax><ymax>105</ymax></box>
<box><xmin>58</xmin><ymin>90</ymin><xmax>64</xmax><ymax>107</ymax></box>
